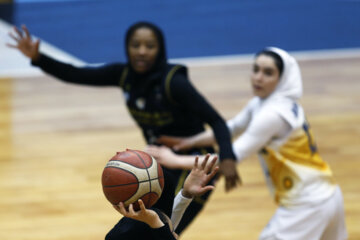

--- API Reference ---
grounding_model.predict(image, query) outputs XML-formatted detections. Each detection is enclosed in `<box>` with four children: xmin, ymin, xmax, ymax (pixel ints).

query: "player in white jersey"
<box><xmin>146</xmin><ymin>47</ymin><xmax>348</xmax><ymax>240</ymax></box>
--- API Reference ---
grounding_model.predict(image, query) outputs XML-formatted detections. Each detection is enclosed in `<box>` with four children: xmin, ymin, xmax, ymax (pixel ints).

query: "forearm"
<box><xmin>211</xmin><ymin>120</ymin><xmax>236</xmax><ymax>161</ymax></box>
<box><xmin>171</xmin><ymin>154</ymin><xmax>218</xmax><ymax>170</ymax></box>
<box><xmin>31</xmin><ymin>53</ymin><xmax>121</xmax><ymax>86</ymax></box>
<box><xmin>169</xmin><ymin>73</ymin><xmax>235</xmax><ymax>160</ymax></box>
<box><xmin>151</xmin><ymin>223</ymin><xmax>177</xmax><ymax>240</ymax></box>
<box><xmin>233</xmin><ymin>111</ymin><xmax>290</xmax><ymax>161</ymax></box>
<box><xmin>171</xmin><ymin>190</ymin><xmax>193</xmax><ymax>231</ymax></box>
<box><xmin>187</xmin><ymin>129</ymin><xmax>215</xmax><ymax>148</ymax></box>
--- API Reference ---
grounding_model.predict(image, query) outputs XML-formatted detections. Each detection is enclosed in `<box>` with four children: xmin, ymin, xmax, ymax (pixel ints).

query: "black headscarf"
<box><xmin>125</xmin><ymin>21</ymin><xmax>168</xmax><ymax>92</ymax></box>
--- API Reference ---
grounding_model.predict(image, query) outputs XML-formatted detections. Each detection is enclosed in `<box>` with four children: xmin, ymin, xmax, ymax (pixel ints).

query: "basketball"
<box><xmin>101</xmin><ymin>149</ymin><xmax>164</xmax><ymax>211</ymax></box>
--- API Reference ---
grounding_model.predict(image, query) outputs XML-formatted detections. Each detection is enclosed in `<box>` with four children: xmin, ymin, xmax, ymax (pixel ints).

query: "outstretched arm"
<box><xmin>7</xmin><ymin>25</ymin><xmax>123</xmax><ymax>87</ymax></box>
<box><xmin>157</xmin><ymin>129</ymin><xmax>215</xmax><ymax>152</ymax></box>
<box><xmin>163</xmin><ymin>73</ymin><xmax>241</xmax><ymax>191</ymax></box>
<box><xmin>146</xmin><ymin>145</ymin><xmax>219</xmax><ymax>170</ymax></box>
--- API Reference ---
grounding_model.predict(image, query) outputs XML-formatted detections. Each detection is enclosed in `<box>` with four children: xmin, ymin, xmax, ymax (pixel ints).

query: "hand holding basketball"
<box><xmin>102</xmin><ymin>149</ymin><xmax>164</xmax><ymax>211</ymax></box>
<box><xmin>114</xmin><ymin>200</ymin><xmax>164</xmax><ymax>229</ymax></box>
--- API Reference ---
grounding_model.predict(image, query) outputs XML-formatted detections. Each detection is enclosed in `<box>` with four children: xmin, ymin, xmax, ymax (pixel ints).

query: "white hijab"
<box><xmin>266</xmin><ymin>47</ymin><xmax>303</xmax><ymax>101</ymax></box>
<box><xmin>261</xmin><ymin>47</ymin><xmax>304</xmax><ymax>129</ymax></box>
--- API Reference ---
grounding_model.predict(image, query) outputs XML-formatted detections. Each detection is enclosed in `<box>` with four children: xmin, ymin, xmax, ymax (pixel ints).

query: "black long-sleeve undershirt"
<box><xmin>169</xmin><ymin>73</ymin><xmax>235</xmax><ymax>161</ymax></box>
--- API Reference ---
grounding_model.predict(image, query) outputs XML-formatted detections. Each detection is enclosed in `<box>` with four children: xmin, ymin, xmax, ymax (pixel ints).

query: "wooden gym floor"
<box><xmin>0</xmin><ymin>53</ymin><xmax>359</xmax><ymax>239</ymax></box>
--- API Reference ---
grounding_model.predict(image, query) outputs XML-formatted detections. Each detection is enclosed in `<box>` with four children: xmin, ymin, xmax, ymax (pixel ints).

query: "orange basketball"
<box><xmin>102</xmin><ymin>149</ymin><xmax>164</xmax><ymax>211</ymax></box>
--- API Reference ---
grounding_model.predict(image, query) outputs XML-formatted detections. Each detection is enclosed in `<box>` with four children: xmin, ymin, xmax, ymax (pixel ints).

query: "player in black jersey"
<box><xmin>8</xmin><ymin>22</ymin><xmax>240</xmax><ymax>234</ymax></box>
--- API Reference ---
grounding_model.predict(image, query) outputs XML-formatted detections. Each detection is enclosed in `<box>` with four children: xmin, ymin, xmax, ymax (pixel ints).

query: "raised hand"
<box><xmin>7</xmin><ymin>25</ymin><xmax>40</xmax><ymax>61</ymax></box>
<box><xmin>114</xmin><ymin>199</ymin><xmax>164</xmax><ymax>229</ymax></box>
<box><xmin>182</xmin><ymin>154</ymin><xmax>219</xmax><ymax>198</ymax></box>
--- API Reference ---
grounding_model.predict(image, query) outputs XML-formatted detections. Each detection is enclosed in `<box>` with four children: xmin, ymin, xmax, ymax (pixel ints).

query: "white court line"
<box><xmin>170</xmin><ymin>48</ymin><xmax>360</xmax><ymax>67</ymax></box>
<box><xmin>1</xmin><ymin>19</ymin><xmax>360</xmax><ymax>78</ymax></box>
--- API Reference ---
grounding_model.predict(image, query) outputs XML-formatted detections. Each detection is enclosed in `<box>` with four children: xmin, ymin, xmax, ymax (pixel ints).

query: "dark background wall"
<box><xmin>1</xmin><ymin>0</ymin><xmax>360</xmax><ymax>62</ymax></box>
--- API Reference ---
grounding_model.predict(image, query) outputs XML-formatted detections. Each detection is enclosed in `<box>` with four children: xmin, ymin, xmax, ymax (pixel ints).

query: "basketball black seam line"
<box><xmin>106</xmin><ymin>160</ymin><xmax>152</xmax><ymax>170</ymax></box>
<box><xmin>104</xmin><ymin>176</ymin><xmax>164</xmax><ymax>188</ymax></box>
<box><xmin>104</xmin><ymin>164</ymin><xmax>140</xmax><ymax>192</ymax></box>
<box><xmin>129</xmin><ymin>150</ymin><xmax>153</xmax><ymax>207</ymax></box>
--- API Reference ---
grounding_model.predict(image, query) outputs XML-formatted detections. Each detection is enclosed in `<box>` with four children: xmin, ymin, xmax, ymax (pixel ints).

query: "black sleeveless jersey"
<box><xmin>120</xmin><ymin>64</ymin><xmax>208</xmax><ymax>144</ymax></box>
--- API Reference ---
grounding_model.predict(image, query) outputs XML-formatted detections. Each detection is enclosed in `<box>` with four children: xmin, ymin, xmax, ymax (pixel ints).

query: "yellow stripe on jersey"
<box><xmin>165</xmin><ymin>65</ymin><xmax>183</xmax><ymax>105</ymax></box>
<box><xmin>119</xmin><ymin>67</ymin><xmax>128</xmax><ymax>89</ymax></box>
<box><xmin>260</xmin><ymin>148</ymin><xmax>301</xmax><ymax>204</ymax></box>
<box><xmin>260</xmin><ymin>121</ymin><xmax>334</xmax><ymax>204</ymax></box>
<box><xmin>278</xmin><ymin>127</ymin><xmax>330</xmax><ymax>171</ymax></box>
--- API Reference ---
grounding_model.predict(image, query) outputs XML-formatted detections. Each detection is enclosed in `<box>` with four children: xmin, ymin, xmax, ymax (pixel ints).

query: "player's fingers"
<box><xmin>201</xmin><ymin>154</ymin><xmax>210</xmax><ymax>170</ymax></box>
<box><xmin>205</xmin><ymin>155</ymin><xmax>217</xmax><ymax>173</ymax></box>
<box><xmin>206</xmin><ymin>166</ymin><xmax>219</xmax><ymax>183</ymax></box>
<box><xmin>8</xmin><ymin>32</ymin><xmax>20</xmax><ymax>42</ymax></box>
<box><xmin>138</xmin><ymin>199</ymin><xmax>146</xmax><ymax>212</ymax></box>
<box><xmin>35</xmin><ymin>39</ymin><xmax>40</xmax><ymax>50</ymax></box>
<box><xmin>6</xmin><ymin>43</ymin><xmax>17</xmax><ymax>48</ymax></box>
<box><xmin>200</xmin><ymin>185</ymin><xmax>215</xmax><ymax>195</ymax></box>
<box><xmin>236</xmin><ymin>173</ymin><xmax>242</xmax><ymax>185</ymax></box>
<box><xmin>128</xmin><ymin>203</ymin><xmax>135</xmax><ymax>215</ymax></box>
<box><xmin>13</xmin><ymin>26</ymin><xmax>22</xmax><ymax>38</ymax></box>
<box><xmin>117</xmin><ymin>202</ymin><xmax>127</xmax><ymax>215</ymax></box>
<box><xmin>225</xmin><ymin>177</ymin><xmax>236</xmax><ymax>192</ymax></box>
<box><xmin>194</xmin><ymin>156</ymin><xmax>199</xmax><ymax>169</ymax></box>
<box><xmin>22</xmin><ymin>25</ymin><xmax>31</xmax><ymax>39</ymax></box>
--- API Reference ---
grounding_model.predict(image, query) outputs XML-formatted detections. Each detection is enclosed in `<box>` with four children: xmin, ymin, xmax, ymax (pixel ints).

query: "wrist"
<box><xmin>181</xmin><ymin>189</ymin><xmax>193</xmax><ymax>199</ymax></box>
<box><xmin>147</xmin><ymin>216</ymin><xmax>165</xmax><ymax>229</ymax></box>
<box><xmin>173</xmin><ymin>154</ymin><xmax>184</xmax><ymax>169</ymax></box>
<box><xmin>220</xmin><ymin>157</ymin><xmax>236</xmax><ymax>163</ymax></box>
<box><xmin>30</xmin><ymin>53</ymin><xmax>41</xmax><ymax>65</ymax></box>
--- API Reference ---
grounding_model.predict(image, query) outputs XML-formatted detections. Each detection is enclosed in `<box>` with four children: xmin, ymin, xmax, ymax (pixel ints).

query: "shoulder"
<box><xmin>164</xmin><ymin>64</ymin><xmax>193</xmax><ymax>89</ymax></box>
<box><xmin>265</xmin><ymin>98</ymin><xmax>305</xmax><ymax>128</ymax></box>
<box><xmin>247</xmin><ymin>97</ymin><xmax>261</xmax><ymax>110</ymax></box>
<box><xmin>117</xmin><ymin>64</ymin><xmax>131</xmax><ymax>88</ymax></box>
<box><xmin>164</xmin><ymin>64</ymin><xmax>188</xmax><ymax>82</ymax></box>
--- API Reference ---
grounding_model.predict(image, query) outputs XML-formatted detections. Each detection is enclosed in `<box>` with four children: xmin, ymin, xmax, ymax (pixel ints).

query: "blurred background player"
<box><xmin>7</xmin><ymin>22</ymin><xmax>239</xmax><ymax>234</ymax></box>
<box><xmin>148</xmin><ymin>47</ymin><xmax>348</xmax><ymax>240</ymax></box>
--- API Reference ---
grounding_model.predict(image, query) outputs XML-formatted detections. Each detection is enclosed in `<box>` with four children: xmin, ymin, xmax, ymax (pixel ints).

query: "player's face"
<box><xmin>128</xmin><ymin>27</ymin><xmax>159</xmax><ymax>74</ymax></box>
<box><xmin>251</xmin><ymin>54</ymin><xmax>280</xmax><ymax>99</ymax></box>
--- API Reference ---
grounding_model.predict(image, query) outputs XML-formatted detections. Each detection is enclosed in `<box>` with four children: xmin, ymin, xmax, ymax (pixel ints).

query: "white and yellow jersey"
<box><xmin>228</xmin><ymin>97</ymin><xmax>336</xmax><ymax>208</ymax></box>
<box><xmin>259</xmin><ymin>119</ymin><xmax>336</xmax><ymax>207</ymax></box>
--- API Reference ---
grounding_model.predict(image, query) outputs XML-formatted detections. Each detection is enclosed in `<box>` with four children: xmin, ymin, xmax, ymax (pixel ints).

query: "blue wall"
<box><xmin>3</xmin><ymin>0</ymin><xmax>360</xmax><ymax>62</ymax></box>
